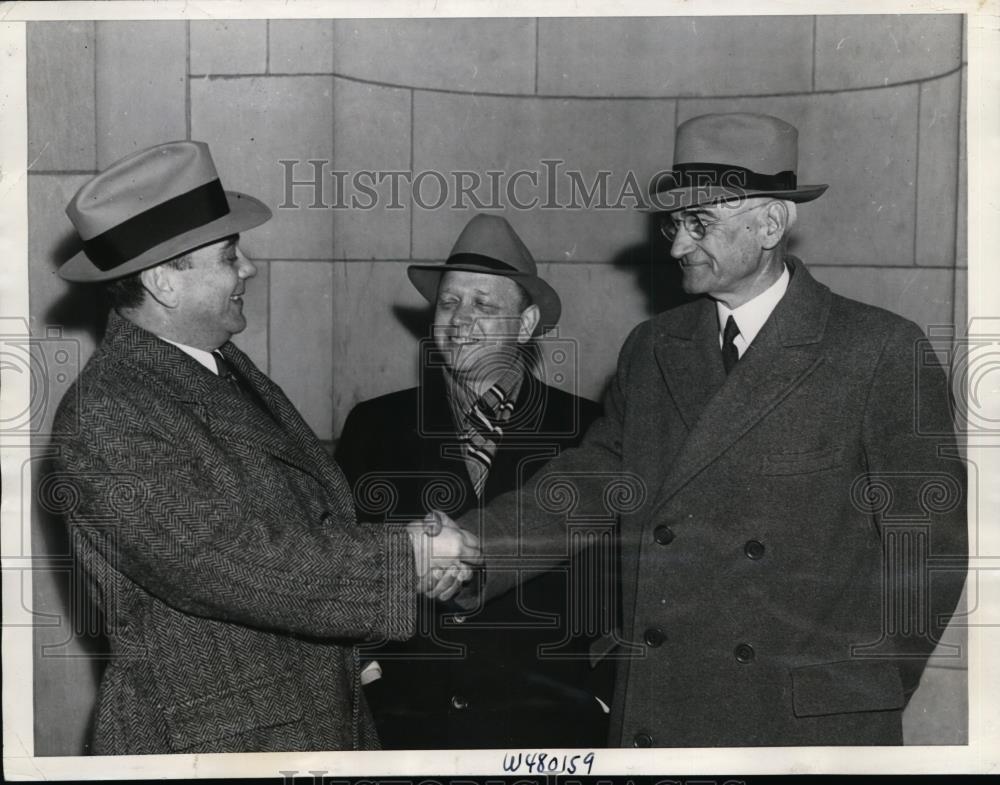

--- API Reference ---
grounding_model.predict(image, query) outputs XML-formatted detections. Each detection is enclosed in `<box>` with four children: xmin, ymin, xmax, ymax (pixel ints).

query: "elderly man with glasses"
<box><xmin>432</xmin><ymin>112</ymin><xmax>968</xmax><ymax>747</ymax></box>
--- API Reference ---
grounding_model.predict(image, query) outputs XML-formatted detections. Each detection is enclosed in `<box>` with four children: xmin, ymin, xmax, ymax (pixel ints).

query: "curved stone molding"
<box><xmin>411</xmin><ymin>90</ymin><xmax>674</xmax><ymax>264</ymax></box>
<box><xmin>814</xmin><ymin>14</ymin><xmax>962</xmax><ymax>92</ymax></box>
<box><xmin>331</xmin><ymin>18</ymin><xmax>536</xmax><ymax>95</ymax></box>
<box><xmin>321</xmin><ymin>16</ymin><xmax>960</xmax><ymax>99</ymax></box>
<box><xmin>332</xmin><ymin>77</ymin><xmax>412</xmax><ymax>261</ymax></box>
<box><xmin>190</xmin><ymin>75</ymin><xmax>335</xmax><ymax>260</ymax></box>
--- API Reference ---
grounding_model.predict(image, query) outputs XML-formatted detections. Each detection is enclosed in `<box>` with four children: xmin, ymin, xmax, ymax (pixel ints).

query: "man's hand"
<box><xmin>406</xmin><ymin>510</ymin><xmax>481</xmax><ymax>601</ymax></box>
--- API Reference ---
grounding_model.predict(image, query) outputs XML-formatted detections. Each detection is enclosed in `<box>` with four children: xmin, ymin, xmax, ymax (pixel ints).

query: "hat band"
<box><xmin>657</xmin><ymin>163</ymin><xmax>797</xmax><ymax>195</ymax></box>
<box><xmin>446</xmin><ymin>252</ymin><xmax>520</xmax><ymax>274</ymax></box>
<box><xmin>83</xmin><ymin>179</ymin><xmax>231</xmax><ymax>271</ymax></box>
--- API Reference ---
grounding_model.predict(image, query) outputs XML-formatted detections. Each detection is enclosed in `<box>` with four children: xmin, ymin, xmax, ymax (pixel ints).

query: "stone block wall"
<box><xmin>26</xmin><ymin>15</ymin><xmax>967</xmax><ymax>754</ymax></box>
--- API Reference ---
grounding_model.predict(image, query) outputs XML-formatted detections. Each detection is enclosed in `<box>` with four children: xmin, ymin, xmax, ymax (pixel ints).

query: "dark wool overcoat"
<box><xmin>459</xmin><ymin>258</ymin><xmax>968</xmax><ymax>747</ymax></box>
<box><xmin>335</xmin><ymin>368</ymin><xmax>615</xmax><ymax>749</ymax></box>
<box><xmin>51</xmin><ymin>311</ymin><xmax>417</xmax><ymax>755</ymax></box>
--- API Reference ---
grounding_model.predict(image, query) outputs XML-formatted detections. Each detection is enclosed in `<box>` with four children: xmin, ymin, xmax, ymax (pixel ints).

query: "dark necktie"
<box><xmin>213</xmin><ymin>350</ymin><xmax>273</xmax><ymax>419</ymax></box>
<box><xmin>722</xmin><ymin>315</ymin><xmax>741</xmax><ymax>374</ymax></box>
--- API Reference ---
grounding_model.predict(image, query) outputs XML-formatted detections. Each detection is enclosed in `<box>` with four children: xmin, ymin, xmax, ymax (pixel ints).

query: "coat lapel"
<box><xmin>650</xmin><ymin>258</ymin><xmax>833</xmax><ymax>510</ymax></box>
<box><xmin>420</xmin><ymin>369</ymin><xmax>478</xmax><ymax>510</ymax></box>
<box><xmin>217</xmin><ymin>343</ymin><xmax>345</xmax><ymax>493</ymax></box>
<box><xmin>654</xmin><ymin>299</ymin><xmax>727</xmax><ymax>431</ymax></box>
<box><xmin>103</xmin><ymin>313</ymin><xmax>334</xmax><ymax>491</ymax></box>
<box><xmin>482</xmin><ymin>372</ymin><xmax>548</xmax><ymax>501</ymax></box>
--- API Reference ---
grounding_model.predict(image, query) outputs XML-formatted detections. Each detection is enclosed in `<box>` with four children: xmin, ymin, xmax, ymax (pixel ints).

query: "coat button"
<box><xmin>319</xmin><ymin>510</ymin><xmax>332</xmax><ymax>525</ymax></box>
<box><xmin>734</xmin><ymin>643</ymin><xmax>755</xmax><ymax>664</ymax></box>
<box><xmin>744</xmin><ymin>540</ymin><xmax>765</xmax><ymax>560</ymax></box>
<box><xmin>653</xmin><ymin>525</ymin><xmax>675</xmax><ymax>545</ymax></box>
<box><xmin>450</xmin><ymin>694</ymin><xmax>469</xmax><ymax>710</ymax></box>
<box><xmin>632</xmin><ymin>732</ymin><xmax>653</xmax><ymax>747</ymax></box>
<box><xmin>643</xmin><ymin>627</ymin><xmax>666</xmax><ymax>648</ymax></box>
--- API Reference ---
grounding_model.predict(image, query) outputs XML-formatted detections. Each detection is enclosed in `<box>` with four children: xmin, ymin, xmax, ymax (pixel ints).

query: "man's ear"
<box><xmin>140</xmin><ymin>264</ymin><xmax>179</xmax><ymax>308</ymax></box>
<box><xmin>517</xmin><ymin>304</ymin><xmax>541</xmax><ymax>343</ymax></box>
<box><xmin>760</xmin><ymin>200</ymin><xmax>789</xmax><ymax>251</ymax></box>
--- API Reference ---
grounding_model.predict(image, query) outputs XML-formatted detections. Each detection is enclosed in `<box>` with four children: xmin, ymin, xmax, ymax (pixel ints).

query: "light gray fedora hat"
<box><xmin>59</xmin><ymin>140</ymin><xmax>271</xmax><ymax>282</ymax></box>
<box><xmin>649</xmin><ymin>113</ymin><xmax>829</xmax><ymax>212</ymax></box>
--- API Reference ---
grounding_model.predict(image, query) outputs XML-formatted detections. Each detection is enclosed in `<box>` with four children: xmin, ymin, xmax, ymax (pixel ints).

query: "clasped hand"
<box><xmin>406</xmin><ymin>510</ymin><xmax>481</xmax><ymax>601</ymax></box>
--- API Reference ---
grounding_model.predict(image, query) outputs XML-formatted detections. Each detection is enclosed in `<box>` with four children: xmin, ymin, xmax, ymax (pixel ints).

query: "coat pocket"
<box><xmin>791</xmin><ymin>659</ymin><xmax>904</xmax><ymax>717</ymax></box>
<box><xmin>163</xmin><ymin>676</ymin><xmax>305</xmax><ymax>751</ymax></box>
<box><xmin>762</xmin><ymin>447</ymin><xmax>845</xmax><ymax>476</ymax></box>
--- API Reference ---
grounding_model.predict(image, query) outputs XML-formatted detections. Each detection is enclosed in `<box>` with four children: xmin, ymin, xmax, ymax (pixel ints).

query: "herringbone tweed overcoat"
<box><xmin>459</xmin><ymin>257</ymin><xmax>968</xmax><ymax>747</ymax></box>
<box><xmin>51</xmin><ymin>311</ymin><xmax>417</xmax><ymax>754</ymax></box>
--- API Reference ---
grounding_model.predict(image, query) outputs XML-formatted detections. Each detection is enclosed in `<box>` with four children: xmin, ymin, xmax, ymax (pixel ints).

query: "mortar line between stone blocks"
<box><xmin>409</xmin><ymin>88</ymin><xmax>415</xmax><ymax>261</ymax></box>
<box><xmin>534</xmin><ymin>17</ymin><xmax>540</xmax><ymax>96</ymax></box>
<box><xmin>330</xmin><ymin>75</ymin><xmax>340</xmax><ymax>272</ymax></box>
<box><xmin>953</xmin><ymin>66</ymin><xmax>965</xmax><ymax>279</ymax></box>
<box><xmin>187</xmin><ymin>65</ymin><xmax>965</xmax><ymax>100</ymax></box>
<box><xmin>185</xmin><ymin>21</ymin><xmax>191</xmax><ymax>140</ymax></box>
<box><xmin>92</xmin><ymin>20</ymin><xmax>98</xmax><ymax>170</ymax></box>
<box><xmin>266</xmin><ymin>262</ymin><xmax>273</xmax><ymax>377</ymax></box>
<box><xmin>266</xmin><ymin>260</ymin><xmax>963</xmax><ymax>270</ymax></box>
<box><xmin>950</xmin><ymin>266</ymin><xmax>959</xmax><ymax>335</ymax></box>
<box><xmin>960</xmin><ymin>13</ymin><xmax>965</xmax><ymax>65</ymax></box>
<box><xmin>31</xmin><ymin>169</ymin><xmax>99</xmax><ymax>176</ymax></box>
<box><xmin>811</xmin><ymin>16</ymin><xmax>817</xmax><ymax>93</ymax></box>
<box><xmin>913</xmin><ymin>82</ymin><xmax>922</xmax><ymax>268</ymax></box>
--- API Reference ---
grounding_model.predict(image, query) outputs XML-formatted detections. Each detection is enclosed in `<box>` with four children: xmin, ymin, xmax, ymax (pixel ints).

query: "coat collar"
<box><xmin>650</xmin><ymin>257</ymin><xmax>832</xmax><ymax>508</ymax></box>
<box><xmin>99</xmin><ymin>311</ymin><xmax>338</xmax><ymax>490</ymax></box>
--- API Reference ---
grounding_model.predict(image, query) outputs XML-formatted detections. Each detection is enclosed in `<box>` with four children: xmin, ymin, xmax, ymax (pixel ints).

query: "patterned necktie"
<box><xmin>722</xmin><ymin>315</ymin><xmax>741</xmax><ymax>374</ymax></box>
<box><xmin>454</xmin><ymin>373</ymin><xmax>521</xmax><ymax>498</ymax></box>
<box><xmin>213</xmin><ymin>350</ymin><xmax>273</xmax><ymax>419</ymax></box>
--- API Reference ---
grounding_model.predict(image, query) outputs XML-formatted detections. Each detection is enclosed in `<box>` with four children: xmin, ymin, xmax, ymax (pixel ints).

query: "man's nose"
<box><xmin>669</xmin><ymin>226</ymin><xmax>696</xmax><ymax>259</ymax></box>
<box><xmin>450</xmin><ymin>302</ymin><xmax>472</xmax><ymax>325</ymax></box>
<box><xmin>236</xmin><ymin>249</ymin><xmax>257</xmax><ymax>278</ymax></box>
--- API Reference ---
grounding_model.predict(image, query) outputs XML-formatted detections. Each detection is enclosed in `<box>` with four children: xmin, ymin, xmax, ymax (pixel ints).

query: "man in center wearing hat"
<box><xmin>433</xmin><ymin>113</ymin><xmax>968</xmax><ymax>747</ymax></box>
<box><xmin>50</xmin><ymin>141</ymin><xmax>478</xmax><ymax>754</ymax></box>
<box><xmin>335</xmin><ymin>213</ymin><xmax>614</xmax><ymax>749</ymax></box>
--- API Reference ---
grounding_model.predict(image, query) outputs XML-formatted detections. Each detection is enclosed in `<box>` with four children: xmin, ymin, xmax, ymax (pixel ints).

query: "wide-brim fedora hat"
<box><xmin>649</xmin><ymin>113</ymin><xmax>828</xmax><ymax>212</ymax></box>
<box><xmin>59</xmin><ymin>140</ymin><xmax>271</xmax><ymax>282</ymax></box>
<box><xmin>408</xmin><ymin>214</ymin><xmax>561</xmax><ymax>334</ymax></box>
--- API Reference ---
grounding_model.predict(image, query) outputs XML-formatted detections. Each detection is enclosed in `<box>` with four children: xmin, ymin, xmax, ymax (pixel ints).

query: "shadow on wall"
<box><xmin>44</xmin><ymin>231</ymin><xmax>109</xmax><ymax>347</ymax></box>
<box><xmin>34</xmin><ymin>231</ymin><xmax>109</xmax><ymax>755</ymax></box>
<box><xmin>613</xmin><ymin>210</ymin><xmax>808</xmax><ymax>317</ymax></box>
<box><xmin>613</xmin><ymin>211</ymin><xmax>694</xmax><ymax>318</ymax></box>
<box><xmin>33</xmin><ymin>453</ymin><xmax>107</xmax><ymax>754</ymax></box>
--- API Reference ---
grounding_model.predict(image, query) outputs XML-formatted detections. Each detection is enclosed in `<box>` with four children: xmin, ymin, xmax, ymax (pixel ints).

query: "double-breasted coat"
<box><xmin>459</xmin><ymin>258</ymin><xmax>968</xmax><ymax>747</ymax></box>
<box><xmin>335</xmin><ymin>368</ymin><xmax>614</xmax><ymax>749</ymax></box>
<box><xmin>51</xmin><ymin>311</ymin><xmax>417</xmax><ymax>754</ymax></box>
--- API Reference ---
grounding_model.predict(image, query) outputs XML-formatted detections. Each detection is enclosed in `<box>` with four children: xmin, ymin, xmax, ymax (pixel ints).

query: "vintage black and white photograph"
<box><xmin>1</xmin><ymin>1</ymin><xmax>997</xmax><ymax>780</ymax></box>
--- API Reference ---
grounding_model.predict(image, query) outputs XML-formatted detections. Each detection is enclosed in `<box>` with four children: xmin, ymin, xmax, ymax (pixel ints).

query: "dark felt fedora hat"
<box><xmin>59</xmin><ymin>140</ymin><xmax>271</xmax><ymax>282</ymax></box>
<box><xmin>649</xmin><ymin>113</ymin><xmax>828</xmax><ymax>212</ymax></box>
<box><xmin>408</xmin><ymin>214</ymin><xmax>561</xmax><ymax>334</ymax></box>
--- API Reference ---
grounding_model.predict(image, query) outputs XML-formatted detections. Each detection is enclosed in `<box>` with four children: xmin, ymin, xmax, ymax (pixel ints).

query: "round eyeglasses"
<box><xmin>659</xmin><ymin>202</ymin><xmax>767</xmax><ymax>243</ymax></box>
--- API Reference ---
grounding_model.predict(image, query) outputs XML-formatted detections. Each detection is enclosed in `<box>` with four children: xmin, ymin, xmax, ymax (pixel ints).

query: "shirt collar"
<box><xmin>159</xmin><ymin>336</ymin><xmax>220</xmax><ymax>375</ymax></box>
<box><xmin>716</xmin><ymin>262</ymin><xmax>790</xmax><ymax>348</ymax></box>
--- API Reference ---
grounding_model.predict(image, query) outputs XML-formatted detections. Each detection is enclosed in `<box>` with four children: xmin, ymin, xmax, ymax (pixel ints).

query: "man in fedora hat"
<box><xmin>49</xmin><ymin>140</ymin><xmax>478</xmax><ymax>755</ymax></box>
<box><xmin>435</xmin><ymin>114</ymin><xmax>967</xmax><ymax>746</ymax></box>
<box><xmin>335</xmin><ymin>213</ymin><xmax>614</xmax><ymax>749</ymax></box>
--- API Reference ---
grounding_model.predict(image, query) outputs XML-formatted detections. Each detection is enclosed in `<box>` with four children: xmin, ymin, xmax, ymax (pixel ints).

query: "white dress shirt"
<box><xmin>716</xmin><ymin>263</ymin><xmax>790</xmax><ymax>359</ymax></box>
<box><xmin>160</xmin><ymin>337</ymin><xmax>220</xmax><ymax>375</ymax></box>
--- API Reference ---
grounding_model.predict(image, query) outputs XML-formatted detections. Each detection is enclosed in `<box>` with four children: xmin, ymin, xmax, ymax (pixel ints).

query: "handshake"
<box><xmin>406</xmin><ymin>510</ymin><xmax>482</xmax><ymax>601</ymax></box>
